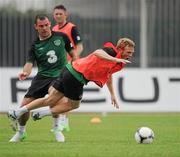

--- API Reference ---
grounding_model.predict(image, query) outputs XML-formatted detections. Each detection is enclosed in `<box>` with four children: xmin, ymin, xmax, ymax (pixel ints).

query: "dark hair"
<box><xmin>54</xmin><ymin>4</ymin><xmax>67</xmax><ymax>11</ymax></box>
<box><xmin>34</xmin><ymin>14</ymin><xmax>49</xmax><ymax>24</ymax></box>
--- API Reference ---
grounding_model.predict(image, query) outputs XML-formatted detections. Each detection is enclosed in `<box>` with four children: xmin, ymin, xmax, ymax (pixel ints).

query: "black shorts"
<box><xmin>53</xmin><ymin>68</ymin><xmax>84</xmax><ymax>100</ymax></box>
<box><xmin>25</xmin><ymin>75</ymin><xmax>57</xmax><ymax>99</ymax></box>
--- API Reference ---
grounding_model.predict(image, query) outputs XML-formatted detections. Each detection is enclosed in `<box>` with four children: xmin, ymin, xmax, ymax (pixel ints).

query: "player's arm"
<box><xmin>106</xmin><ymin>75</ymin><xmax>119</xmax><ymax>109</ymax></box>
<box><xmin>19</xmin><ymin>62</ymin><xmax>33</xmax><ymax>81</ymax></box>
<box><xmin>19</xmin><ymin>45</ymin><xmax>35</xmax><ymax>81</ymax></box>
<box><xmin>74</xmin><ymin>43</ymin><xmax>83</xmax><ymax>56</ymax></box>
<box><xmin>63</xmin><ymin>33</ymin><xmax>78</xmax><ymax>61</ymax></box>
<box><xmin>69</xmin><ymin>49</ymin><xmax>78</xmax><ymax>61</ymax></box>
<box><xmin>71</xmin><ymin>26</ymin><xmax>83</xmax><ymax>56</ymax></box>
<box><xmin>93</xmin><ymin>49</ymin><xmax>131</xmax><ymax>64</ymax></box>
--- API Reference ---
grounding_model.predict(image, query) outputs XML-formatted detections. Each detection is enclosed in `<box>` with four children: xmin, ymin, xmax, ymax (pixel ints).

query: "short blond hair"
<box><xmin>117</xmin><ymin>38</ymin><xmax>135</xmax><ymax>49</ymax></box>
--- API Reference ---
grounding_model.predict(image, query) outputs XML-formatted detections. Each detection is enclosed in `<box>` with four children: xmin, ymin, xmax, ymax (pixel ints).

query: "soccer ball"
<box><xmin>135</xmin><ymin>127</ymin><xmax>154</xmax><ymax>144</ymax></box>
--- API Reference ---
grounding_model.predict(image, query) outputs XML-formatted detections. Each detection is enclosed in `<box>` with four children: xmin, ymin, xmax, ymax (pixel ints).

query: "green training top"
<box><xmin>27</xmin><ymin>32</ymin><xmax>73</xmax><ymax>78</ymax></box>
<box><xmin>66</xmin><ymin>63</ymin><xmax>89</xmax><ymax>85</ymax></box>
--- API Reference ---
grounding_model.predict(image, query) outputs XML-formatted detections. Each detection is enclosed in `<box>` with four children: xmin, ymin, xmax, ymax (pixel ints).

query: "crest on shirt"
<box><xmin>53</xmin><ymin>39</ymin><xmax>61</xmax><ymax>46</ymax></box>
<box><xmin>77</xmin><ymin>36</ymin><xmax>81</xmax><ymax>41</ymax></box>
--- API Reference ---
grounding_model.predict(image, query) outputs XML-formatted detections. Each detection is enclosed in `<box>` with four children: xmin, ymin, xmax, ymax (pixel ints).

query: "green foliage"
<box><xmin>0</xmin><ymin>113</ymin><xmax>180</xmax><ymax>157</ymax></box>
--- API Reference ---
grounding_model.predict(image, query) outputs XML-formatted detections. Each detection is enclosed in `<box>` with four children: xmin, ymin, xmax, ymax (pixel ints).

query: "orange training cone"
<box><xmin>90</xmin><ymin>117</ymin><xmax>102</xmax><ymax>124</ymax></box>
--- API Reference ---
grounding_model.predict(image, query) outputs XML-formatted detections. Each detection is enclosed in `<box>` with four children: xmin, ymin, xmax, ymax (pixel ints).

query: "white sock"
<box><xmin>59</xmin><ymin>114</ymin><xmax>66</xmax><ymax>125</ymax></box>
<box><xmin>39</xmin><ymin>109</ymin><xmax>52</xmax><ymax>118</ymax></box>
<box><xmin>65</xmin><ymin>117</ymin><xmax>69</xmax><ymax>127</ymax></box>
<box><xmin>16</xmin><ymin>106</ymin><xmax>28</xmax><ymax>118</ymax></box>
<box><xmin>53</xmin><ymin>117</ymin><xmax>60</xmax><ymax>129</ymax></box>
<box><xmin>18</xmin><ymin>125</ymin><xmax>26</xmax><ymax>133</ymax></box>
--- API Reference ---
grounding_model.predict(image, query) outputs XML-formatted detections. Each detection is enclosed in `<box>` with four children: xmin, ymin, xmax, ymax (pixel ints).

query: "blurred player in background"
<box><xmin>9</xmin><ymin>14</ymin><xmax>77</xmax><ymax>142</ymax></box>
<box><xmin>51</xmin><ymin>4</ymin><xmax>83</xmax><ymax>132</ymax></box>
<box><xmin>8</xmin><ymin>38</ymin><xmax>135</xmax><ymax>141</ymax></box>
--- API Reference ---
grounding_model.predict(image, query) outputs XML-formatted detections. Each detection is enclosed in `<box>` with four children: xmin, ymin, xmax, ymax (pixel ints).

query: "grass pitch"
<box><xmin>0</xmin><ymin>113</ymin><xmax>180</xmax><ymax>157</ymax></box>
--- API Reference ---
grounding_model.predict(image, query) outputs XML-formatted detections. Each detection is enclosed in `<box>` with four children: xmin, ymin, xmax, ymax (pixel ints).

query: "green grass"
<box><xmin>0</xmin><ymin>113</ymin><xmax>180</xmax><ymax>157</ymax></box>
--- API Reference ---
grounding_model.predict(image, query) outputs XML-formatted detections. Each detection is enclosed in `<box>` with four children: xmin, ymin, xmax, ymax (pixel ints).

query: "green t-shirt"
<box><xmin>66</xmin><ymin>63</ymin><xmax>88</xmax><ymax>85</ymax></box>
<box><xmin>27</xmin><ymin>32</ymin><xmax>73</xmax><ymax>77</ymax></box>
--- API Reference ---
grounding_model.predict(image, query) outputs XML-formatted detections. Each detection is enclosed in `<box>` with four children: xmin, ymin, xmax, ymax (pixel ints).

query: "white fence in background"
<box><xmin>0</xmin><ymin>68</ymin><xmax>180</xmax><ymax>112</ymax></box>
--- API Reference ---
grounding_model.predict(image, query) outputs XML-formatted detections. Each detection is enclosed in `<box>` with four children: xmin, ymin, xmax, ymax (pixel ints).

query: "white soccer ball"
<box><xmin>135</xmin><ymin>127</ymin><xmax>154</xmax><ymax>144</ymax></box>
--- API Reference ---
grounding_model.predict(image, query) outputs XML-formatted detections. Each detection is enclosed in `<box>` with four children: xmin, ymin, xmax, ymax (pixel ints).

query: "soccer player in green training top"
<box><xmin>9</xmin><ymin>14</ymin><xmax>77</xmax><ymax>143</ymax></box>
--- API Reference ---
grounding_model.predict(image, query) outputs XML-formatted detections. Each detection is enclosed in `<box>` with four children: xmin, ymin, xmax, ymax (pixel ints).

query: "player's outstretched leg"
<box><xmin>32</xmin><ymin>109</ymin><xmax>52</xmax><ymax>121</ymax></box>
